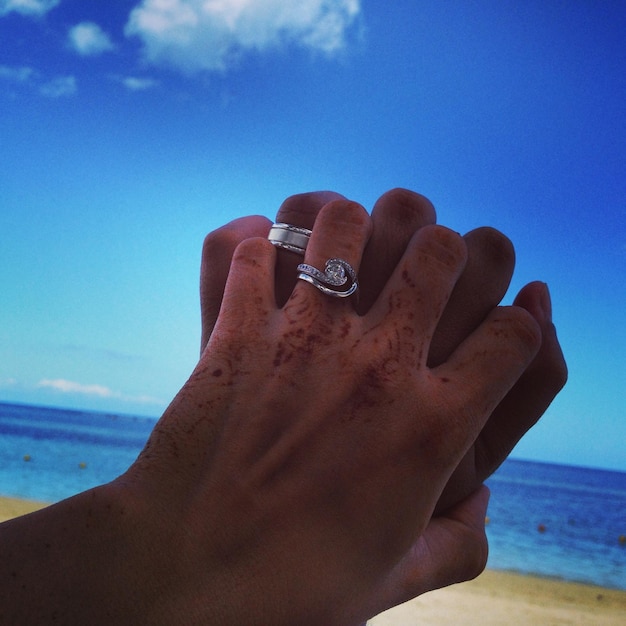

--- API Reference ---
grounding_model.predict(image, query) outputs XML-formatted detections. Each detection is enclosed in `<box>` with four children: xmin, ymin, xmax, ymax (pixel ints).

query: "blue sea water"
<box><xmin>1</xmin><ymin>401</ymin><xmax>625</xmax><ymax>590</ymax></box>
<box><xmin>0</xmin><ymin>402</ymin><xmax>154</xmax><ymax>503</ymax></box>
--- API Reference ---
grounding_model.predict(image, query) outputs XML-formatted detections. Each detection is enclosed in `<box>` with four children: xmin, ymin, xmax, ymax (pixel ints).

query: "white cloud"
<box><xmin>0</xmin><ymin>64</ymin><xmax>76</xmax><ymax>97</ymax></box>
<box><xmin>68</xmin><ymin>22</ymin><xmax>115</xmax><ymax>56</ymax></box>
<box><xmin>125</xmin><ymin>0</ymin><xmax>362</xmax><ymax>74</ymax></box>
<box><xmin>37</xmin><ymin>378</ymin><xmax>165</xmax><ymax>405</ymax></box>
<box><xmin>121</xmin><ymin>76</ymin><xmax>160</xmax><ymax>91</ymax></box>
<box><xmin>0</xmin><ymin>0</ymin><xmax>59</xmax><ymax>17</ymax></box>
<box><xmin>38</xmin><ymin>378</ymin><xmax>116</xmax><ymax>398</ymax></box>
<box><xmin>39</xmin><ymin>75</ymin><xmax>77</xmax><ymax>97</ymax></box>
<box><xmin>0</xmin><ymin>64</ymin><xmax>36</xmax><ymax>82</ymax></box>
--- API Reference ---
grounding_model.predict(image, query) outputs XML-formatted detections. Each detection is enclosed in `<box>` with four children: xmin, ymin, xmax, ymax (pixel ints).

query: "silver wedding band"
<box><xmin>268</xmin><ymin>223</ymin><xmax>312</xmax><ymax>255</ymax></box>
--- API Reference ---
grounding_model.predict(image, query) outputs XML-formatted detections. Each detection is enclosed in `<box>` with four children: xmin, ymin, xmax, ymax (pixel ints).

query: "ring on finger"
<box><xmin>297</xmin><ymin>258</ymin><xmax>359</xmax><ymax>298</ymax></box>
<box><xmin>268</xmin><ymin>223</ymin><xmax>312</xmax><ymax>255</ymax></box>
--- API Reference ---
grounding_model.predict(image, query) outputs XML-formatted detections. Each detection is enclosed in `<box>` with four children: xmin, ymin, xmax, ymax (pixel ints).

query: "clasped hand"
<box><xmin>125</xmin><ymin>195</ymin><xmax>559</xmax><ymax>625</ymax></box>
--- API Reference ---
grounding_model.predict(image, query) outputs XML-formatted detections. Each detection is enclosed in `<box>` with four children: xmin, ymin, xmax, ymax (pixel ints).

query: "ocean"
<box><xmin>1</xmin><ymin>401</ymin><xmax>625</xmax><ymax>590</ymax></box>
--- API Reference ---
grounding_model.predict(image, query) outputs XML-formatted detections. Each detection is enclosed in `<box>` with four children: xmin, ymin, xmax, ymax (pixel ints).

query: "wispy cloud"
<box><xmin>39</xmin><ymin>74</ymin><xmax>77</xmax><ymax>97</ymax></box>
<box><xmin>118</xmin><ymin>75</ymin><xmax>160</xmax><ymax>91</ymax></box>
<box><xmin>125</xmin><ymin>0</ymin><xmax>362</xmax><ymax>74</ymax></box>
<box><xmin>0</xmin><ymin>64</ymin><xmax>36</xmax><ymax>83</ymax></box>
<box><xmin>37</xmin><ymin>378</ymin><xmax>165</xmax><ymax>406</ymax></box>
<box><xmin>68</xmin><ymin>22</ymin><xmax>115</xmax><ymax>56</ymax></box>
<box><xmin>0</xmin><ymin>0</ymin><xmax>60</xmax><ymax>17</ymax></box>
<box><xmin>38</xmin><ymin>378</ymin><xmax>115</xmax><ymax>398</ymax></box>
<box><xmin>0</xmin><ymin>64</ymin><xmax>77</xmax><ymax>97</ymax></box>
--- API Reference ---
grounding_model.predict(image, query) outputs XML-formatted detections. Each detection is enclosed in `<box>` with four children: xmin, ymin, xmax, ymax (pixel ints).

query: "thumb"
<box><xmin>365</xmin><ymin>486</ymin><xmax>490</xmax><ymax>618</ymax></box>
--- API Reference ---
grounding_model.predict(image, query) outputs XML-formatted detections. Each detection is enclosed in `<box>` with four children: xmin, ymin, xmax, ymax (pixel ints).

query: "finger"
<box><xmin>362</xmin><ymin>486</ymin><xmax>490</xmax><ymax>616</ymax></box>
<box><xmin>200</xmin><ymin>216</ymin><xmax>271</xmax><ymax>353</ymax></box>
<box><xmin>275</xmin><ymin>191</ymin><xmax>347</xmax><ymax>227</ymax></box>
<box><xmin>434</xmin><ymin>282</ymin><xmax>567</xmax><ymax>514</ymax></box>
<box><xmin>216</xmin><ymin>237</ymin><xmax>278</xmax><ymax>335</ymax></box>
<box><xmin>290</xmin><ymin>199</ymin><xmax>372</xmax><ymax>314</ymax></box>
<box><xmin>433</xmin><ymin>305</ymin><xmax>542</xmax><ymax>456</ymax></box>
<box><xmin>357</xmin><ymin>188</ymin><xmax>437</xmax><ymax>313</ymax></box>
<box><xmin>150</xmin><ymin>237</ymin><xmax>278</xmax><ymax>484</ymax></box>
<box><xmin>469</xmin><ymin>282</ymin><xmax>568</xmax><ymax>476</ymax></box>
<box><xmin>274</xmin><ymin>191</ymin><xmax>347</xmax><ymax>306</ymax></box>
<box><xmin>428</xmin><ymin>227</ymin><xmax>515</xmax><ymax>366</ymax></box>
<box><xmin>369</xmin><ymin>225</ymin><xmax>467</xmax><ymax>368</ymax></box>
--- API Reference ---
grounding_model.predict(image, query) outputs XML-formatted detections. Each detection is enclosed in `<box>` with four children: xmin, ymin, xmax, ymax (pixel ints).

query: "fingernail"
<box><xmin>540</xmin><ymin>283</ymin><xmax>552</xmax><ymax>321</ymax></box>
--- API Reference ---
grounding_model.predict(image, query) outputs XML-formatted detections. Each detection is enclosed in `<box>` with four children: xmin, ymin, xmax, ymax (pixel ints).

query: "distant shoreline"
<box><xmin>3</xmin><ymin>399</ymin><xmax>625</xmax><ymax>475</ymax></box>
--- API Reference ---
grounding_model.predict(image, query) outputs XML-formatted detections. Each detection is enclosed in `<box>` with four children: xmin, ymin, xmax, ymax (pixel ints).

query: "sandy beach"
<box><xmin>369</xmin><ymin>569</ymin><xmax>626</xmax><ymax>625</ymax></box>
<box><xmin>2</xmin><ymin>496</ymin><xmax>624</xmax><ymax>624</ymax></box>
<box><xmin>0</xmin><ymin>495</ymin><xmax>49</xmax><ymax>523</ymax></box>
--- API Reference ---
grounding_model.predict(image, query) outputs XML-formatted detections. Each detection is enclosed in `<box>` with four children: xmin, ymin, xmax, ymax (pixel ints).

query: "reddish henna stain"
<box><xmin>401</xmin><ymin>268</ymin><xmax>416</xmax><ymax>288</ymax></box>
<box><xmin>339</xmin><ymin>320</ymin><xmax>352</xmax><ymax>338</ymax></box>
<box><xmin>240</xmin><ymin>257</ymin><xmax>261</xmax><ymax>269</ymax></box>
<box><xmin>212</xmin><ymin>369</ymin><xmax>223</xmax><ymax>377</ymax></box>
<box><xmin>381</xmin><ymin>358</ymin><xmax>400</xmax><ymax>376</ymax></box>
<box><xmin>273</xmin><ymin>343</ymin><xmax>285</xmax><ymax>367</ymax></box>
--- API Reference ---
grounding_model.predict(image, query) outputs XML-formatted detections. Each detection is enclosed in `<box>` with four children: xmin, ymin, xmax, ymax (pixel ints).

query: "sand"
<box><xmin>369</xmin><ymin>570</ymin><xmax>626</xmax><ymax>625</ymax></box>
<box><xmin>0</xmin><ymin>494</ymin><xmax>49</xmax><ymax>523</ymax></box>
<box><xmin>2</xmin><ymin>496</ymin><xmax>625</xmax><ymax>624</ymax></box>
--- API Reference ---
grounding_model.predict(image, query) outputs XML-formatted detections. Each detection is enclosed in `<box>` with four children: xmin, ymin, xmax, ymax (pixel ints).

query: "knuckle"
<box><xmin>380</xmin><ymin>187</ymin><xmax>437</xmax><ymax>223</ymax></box>
<box><xmin>418</xmin><ymin>225</ymin><xmax>468</xmax><ymax>272</ymax></box>
<box><xmin>466</xmin><ymin>226</ymin><xmax>515</xmax><ymax>269</ymax></box>
<box><xmin>231</xmin><ymin>236</ymin><xmax>273</xmax><ymax>266</ymax></box>
<box><xmin>493</xmin><ymin>306</ymin><xmax>542</xmax><ymax>359</ymax></box>
<box><xmin>202</xmin><ymin>229</ymin><xmax>233</xmax><ymax>258</ymax></box>
<box><xmin>321</xmin><ymin>199</ymin><xmax>372</xmax><ymax>233</ymax></box>
<box><xmin>277</xmin><ymin>191</ymin><xmax>344</xmax><ymax>226</ymax></box>
<box><xmin>202</xmin><ymin>216</ymin><xmax>269</xmax><ymax>257</ymax></box>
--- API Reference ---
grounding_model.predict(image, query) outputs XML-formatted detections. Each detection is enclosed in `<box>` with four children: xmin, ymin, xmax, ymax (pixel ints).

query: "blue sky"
<box><xmin>1</xmin><ymin>0</ymin><xmax>624</xmax><ymax>471</ymax></box>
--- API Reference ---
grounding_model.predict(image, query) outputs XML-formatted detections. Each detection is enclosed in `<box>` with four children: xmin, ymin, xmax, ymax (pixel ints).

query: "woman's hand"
<box><xmin>199</xmin><ymin>189</ymin><xmax>567</xmax><ymax>515</ymax></box>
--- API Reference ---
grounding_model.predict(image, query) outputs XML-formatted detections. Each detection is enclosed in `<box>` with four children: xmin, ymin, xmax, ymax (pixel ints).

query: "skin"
<box><xmin>0</xmin><ymin>190</ymin><xmax>567</xmax><ymax>625</ymax></box>
<box><xmin>200</xmin><ymin>189</ymin><xmax>567</xmax><ymax>514</ymax></box>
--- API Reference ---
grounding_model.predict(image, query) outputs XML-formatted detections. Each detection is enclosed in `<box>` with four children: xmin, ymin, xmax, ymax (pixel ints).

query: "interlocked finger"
<box><xmin>272</xmin><ymin>192</ymin><xmax>347</xmax><ymax>306</ymax></box>
<box><xmin>291</xmin><ymin>200</ymin><xmax>372</xmax><ymax>312</ymax></box>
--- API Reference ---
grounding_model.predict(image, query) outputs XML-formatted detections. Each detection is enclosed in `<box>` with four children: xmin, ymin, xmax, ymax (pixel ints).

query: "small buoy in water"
<box><xmin>78</xmin><ymin>462</ymin><xmax>87</xmax><ymax>469</ymax></box>
<box><xmin>23</xmin><ymin>454</ymin><xmax>31</xmax><ymax>462</ymax></box>
<box><xmin>619</xmin><ymin>535</ymin><xmax>626</xmax><ymax>546</ymax></box>
<box><xmin>537</xmin><ymin>523</ymin><xmax>546</xmax><ymax>533</ymax></box>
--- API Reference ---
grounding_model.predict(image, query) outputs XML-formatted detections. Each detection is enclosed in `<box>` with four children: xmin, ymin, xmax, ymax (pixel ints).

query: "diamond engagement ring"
<box><xmin>268</xmin><ymin>223</ymin><xmax>312</xmax><ymax>255</ymax></box>
<box><xmin>297</xmin><ymin>258</ymin><xmax>359</xmax><ymax>298</ymax></box>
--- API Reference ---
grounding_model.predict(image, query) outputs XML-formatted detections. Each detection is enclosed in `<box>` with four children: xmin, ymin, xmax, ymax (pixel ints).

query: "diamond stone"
<box><xmin>325</xmin><ymin>261</ymin><xmax>347</xmax><ymax>285</ymax></box>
